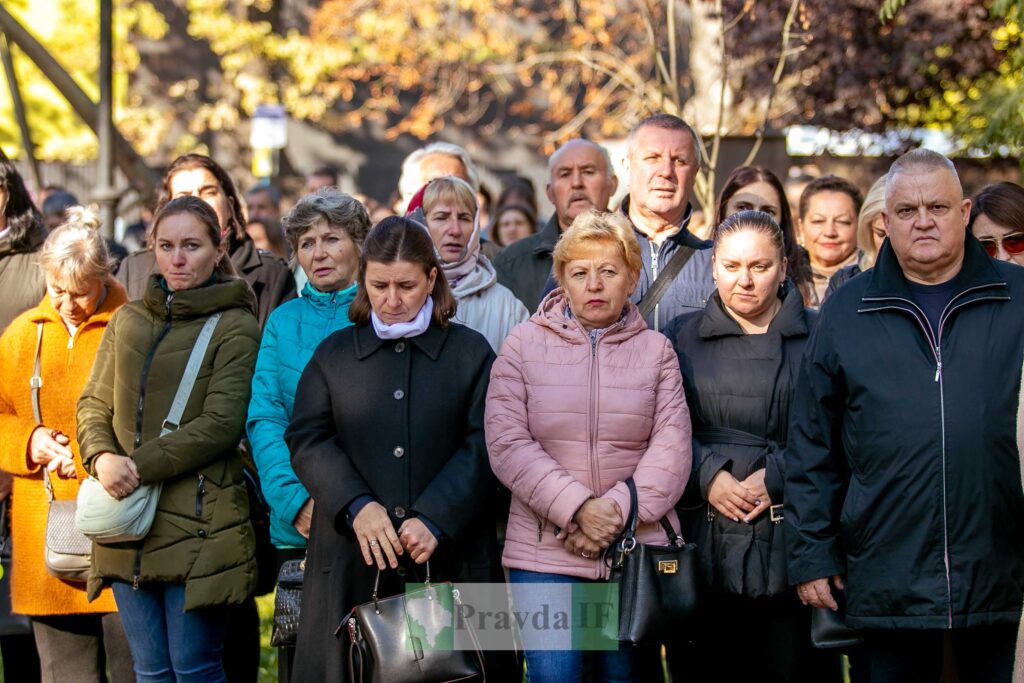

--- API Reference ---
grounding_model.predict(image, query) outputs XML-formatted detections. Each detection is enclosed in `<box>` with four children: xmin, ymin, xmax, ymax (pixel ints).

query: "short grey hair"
<box><xmin>885</xmin><ymin>149</ymin><xmax>961</xmax><ymax>201</ymax></box>
<box><xmin>546</xmin><ymin>139</ymin><xmax>615</xmax><ymax>180</ymax></box>
<box><xmin>282</xmin><ymin>188</ymin><xmax>371</xmax><ymax>252</ymax></box>
<box><xmin>398</xmin><ymin>142</ymin><xmax>480</xmax><ymax>206</ymax></box>
<box><xmin>628</xmin><ymin>113</ymin><xmax>706</xmax><ymax>172</ymax></box>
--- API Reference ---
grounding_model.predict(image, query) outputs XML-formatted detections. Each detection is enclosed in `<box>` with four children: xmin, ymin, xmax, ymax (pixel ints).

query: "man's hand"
<box><xmin>797</xmin><ymin>575</ymin><xmax>845</xmax><ymax>610</ymax></box>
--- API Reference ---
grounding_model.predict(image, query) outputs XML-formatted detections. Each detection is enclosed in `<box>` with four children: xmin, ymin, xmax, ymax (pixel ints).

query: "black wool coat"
<box><xmin>285</xmin><ymin>321</ymin><xmax>502</xmax><ymax>683</ymax></box>
<box><xmin>664</xmin><ymin>285</ymin><xmax>814</xmax><ymax>597</ymax></box>
<box><xmin>785</xmin><ymin>234</ymin><xmax>1024</xmax><ymax>630</ymax></box>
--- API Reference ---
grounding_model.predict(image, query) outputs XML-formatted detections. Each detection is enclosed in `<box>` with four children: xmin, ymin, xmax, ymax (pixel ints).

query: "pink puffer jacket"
<box><xmin>486</xmin><ymin>290</ymin><xmax>692</xmax><ymax>580</ymax></box>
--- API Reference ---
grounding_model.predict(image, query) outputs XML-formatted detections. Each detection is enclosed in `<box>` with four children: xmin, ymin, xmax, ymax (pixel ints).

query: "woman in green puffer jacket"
<box><xmin>77</xmin><ymin>195</ymin><xmax>260</xmax><ymax>682</ymax></box>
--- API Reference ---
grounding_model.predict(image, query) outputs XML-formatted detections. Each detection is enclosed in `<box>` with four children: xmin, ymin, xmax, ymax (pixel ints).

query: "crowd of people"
<box><xmin>0</xmin><ymin>110</ymin><xmax>1021</xmax><ymax>683</ymax></box>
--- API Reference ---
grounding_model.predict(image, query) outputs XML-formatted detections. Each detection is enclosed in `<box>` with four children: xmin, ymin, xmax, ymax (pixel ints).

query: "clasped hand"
<box><xmin>94</xmin><ymin>452</ymin><xmax>140</xmax><ymax>500</ymax></box>
<box><xmin>28</xmin><ymin>427</ymin><xmax>76</xmax><ymax>479</ymax></box>
<box><xmin>557</xmin><ymin>498</ymin><xmax>622</xmax><ymax>557</ymax></box>
<box><xmin>708</xmin><ymin>468</ymin><xmax>770</xmax><ymax>523</ymax></box>
<box><xmin>353</xmin><ymin>502</ymin><xmax>438</xmax><ymax>570</ymax></box>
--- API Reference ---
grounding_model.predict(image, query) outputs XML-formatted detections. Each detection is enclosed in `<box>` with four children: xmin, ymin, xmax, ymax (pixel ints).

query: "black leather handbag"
<box><xmin>810</xmin><ymin>590</ymin><xmax>863</xmax><ymax>649</ymax></box>
<box><xmin>270</xmin><ymin>556</ymin><xmax>304</xmax><ymax>647</ymax></box>
<box><xmin>342</xmin><ymin>563</ymin><xmax>484</xmax><ymax>683</ymax></box>
<box><xmin>606</xmin><ymin>478</ymin><xmax>700</xmax><ymax>644</ymax></box>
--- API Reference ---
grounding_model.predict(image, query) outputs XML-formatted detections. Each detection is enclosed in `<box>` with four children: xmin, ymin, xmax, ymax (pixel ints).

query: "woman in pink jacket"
<box><xmin>485</xmin><ymin>209</ymin><xmax>692</xmax><ymax>682</ymax></box>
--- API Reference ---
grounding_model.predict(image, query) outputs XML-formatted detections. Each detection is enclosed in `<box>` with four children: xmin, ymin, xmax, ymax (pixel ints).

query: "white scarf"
<box><xmin>371</xmin><ymin>296</ymin><xmax>434</xmax><ymax>340</ymax></box>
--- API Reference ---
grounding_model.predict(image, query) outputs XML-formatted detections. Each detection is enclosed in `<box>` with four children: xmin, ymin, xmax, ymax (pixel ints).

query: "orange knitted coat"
<box><xmin>0</xmin><ymin>282</ymin><xmax>126</xmax><ymax>615</ymax></box>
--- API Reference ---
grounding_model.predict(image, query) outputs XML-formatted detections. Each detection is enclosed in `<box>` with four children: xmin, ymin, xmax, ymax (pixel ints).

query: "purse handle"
<box><xmin>604</xmin><ymin>478</ymin><xmax>684</xmax><ymax>569</ymax></box>
<box><xmin>30</xmin><ymin>323</ymin><xmax>58</xmax><ymax>504</ymax></box>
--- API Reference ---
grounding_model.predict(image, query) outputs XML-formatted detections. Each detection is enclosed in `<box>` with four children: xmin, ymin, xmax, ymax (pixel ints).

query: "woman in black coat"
<box><xmin>662</xmin><ymin>211</ymin><xmax>840</xmax><ymax>683</ymax></box>
<box><xmin>286</xmin><ymin>216</ymin><xmax>506</xmax><ymax>683</ymax></box>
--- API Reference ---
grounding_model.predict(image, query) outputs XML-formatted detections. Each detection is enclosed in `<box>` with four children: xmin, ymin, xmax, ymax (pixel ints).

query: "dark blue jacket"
<box><xmin>785</xmin><ymin>233</ymin><xmax>1024</xmax><ymax>629</ymax></box>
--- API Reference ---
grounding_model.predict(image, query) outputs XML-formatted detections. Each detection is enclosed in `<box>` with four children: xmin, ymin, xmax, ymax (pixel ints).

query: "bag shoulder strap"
<box><xmin>637</xmin><ymin>244</ymin><xmax>696</xmax><ymax>319</ymax></box>
<box><xmin>160</xmin><ymin>313</ymin><xmax>222</xmax><ymax>436</ymax></box>
<box><xmin>30</xmin><ymin>323</ymin><xmax>56</xmax><ymax>502</ymax></box>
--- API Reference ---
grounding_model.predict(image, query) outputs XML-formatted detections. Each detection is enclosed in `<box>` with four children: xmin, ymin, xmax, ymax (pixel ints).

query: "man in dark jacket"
<box><xmin>494</xmin><ymin>139</ymin><xmax>617</xmax><ymax>311</ymax></box>
<box><xmin>623</xmin><ymin>114</ymin><xmax>714</xmax><ymax>330</ymax></box>
<box><xmin>786</xmin><ymin>149</ymin><xmax>1024</xmax><ymax>681</ymax></box>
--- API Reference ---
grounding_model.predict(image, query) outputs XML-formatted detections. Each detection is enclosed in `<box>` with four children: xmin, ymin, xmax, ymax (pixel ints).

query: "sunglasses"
<box><xmin>979</xmin><ymin>233</ymin><xmax>1024</xmax><ymax>258</ymax></box>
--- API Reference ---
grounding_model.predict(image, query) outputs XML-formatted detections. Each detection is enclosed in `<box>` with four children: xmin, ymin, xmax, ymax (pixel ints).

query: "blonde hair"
<box><xmin>38</xmin><ymin>207</ymin><xmax>112</xmax><ymax>289</ymax></box>
<box><xmin>553</xmin><ymin>209</ymin><xmax>642</xmax><ymax>284</ymax></box>
<box><xmin>857</xmin><ymin>176</ymin><xmax>887</xmax><ymax>270</ymax></box>
<box><xmin>422</xmin><ymin>176</ymin><xmax>478</xmax><ymax>215</ymax></box>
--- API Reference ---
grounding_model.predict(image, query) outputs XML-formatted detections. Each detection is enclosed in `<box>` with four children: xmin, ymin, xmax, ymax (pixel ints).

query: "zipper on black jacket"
<box><xmin>134</xmin><ymin>293</ymin><xmax>175</xmax><ymax>448</ymax></box>
<box><xmin>859</xmin><ymin>283</ymin><xmax>1007</xmax><ymax>629</ymax></box>
<box><xmin>132</xmin><ymin>550</ymin><xmax>142</xmax><ymax>590</ymax></box>
<box><xmin>196</xmin><ymin>473</ymin><xmax>206</xmax><ymax>516</ymax></box>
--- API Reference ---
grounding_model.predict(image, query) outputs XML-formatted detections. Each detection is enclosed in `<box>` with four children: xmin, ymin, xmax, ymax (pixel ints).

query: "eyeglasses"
<box><xmin>978</xmin><ymin>233</ymin><xmax>1024</xmax><ymax>258</ymax></box>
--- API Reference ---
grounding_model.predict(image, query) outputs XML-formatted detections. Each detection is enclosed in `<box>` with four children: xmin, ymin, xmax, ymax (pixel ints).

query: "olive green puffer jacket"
<box><xmin>77</xmin><ymin>274</ymin><xmax>260</xmax><ymax>610</ymax></box>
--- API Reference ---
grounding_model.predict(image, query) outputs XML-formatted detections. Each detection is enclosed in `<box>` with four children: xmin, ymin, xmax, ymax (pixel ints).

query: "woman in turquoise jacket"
<box><xmin>247</xmin><ymin>189</ymin><xmax>371</xmax><ymax>553</ymax></box>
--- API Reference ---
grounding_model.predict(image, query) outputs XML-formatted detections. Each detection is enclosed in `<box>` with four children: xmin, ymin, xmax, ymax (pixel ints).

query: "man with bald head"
<box><xmin>495</xmin><ymin>138</ymin><xmax>617</xmax><ymax>309</ymax></box>
<box><xmin>786</xmin><ymin>149</ymin><xmax>1024</xmax><ymax>681</ymax></box>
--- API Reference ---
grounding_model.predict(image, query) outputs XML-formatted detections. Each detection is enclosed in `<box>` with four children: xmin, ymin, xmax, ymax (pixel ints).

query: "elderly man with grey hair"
<box><xmin>494</xmin><ymin>138</ymin><xmax>618</xmax><ymax>310</ymax></box>
<box><xmin>786</xmin><ymin>148</ymin><xmax>1024</xmax><ymax>681</ymax></box>
<box><xmin>397</xmin><ymin>141</ymin><xmax>480</xmax><ymax>209</ymax></box>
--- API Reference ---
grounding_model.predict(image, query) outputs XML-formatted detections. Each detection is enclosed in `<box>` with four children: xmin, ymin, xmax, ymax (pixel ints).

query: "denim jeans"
<box><xmin>112</xmin><ymin>581</ymin><xmax>228</xmax><ymax>683</ymax></box>
<box><xmin>508</xmin><ymin>569</ymin><xmax>636</xmax><ymax>683</ymax></box>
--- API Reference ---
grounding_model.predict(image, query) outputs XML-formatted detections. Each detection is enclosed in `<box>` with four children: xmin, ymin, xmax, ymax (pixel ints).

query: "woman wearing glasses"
<box><xmin>969</xmin><ymin>182</ymin><xmax>1024</xmax><ymax>267</ymax></box>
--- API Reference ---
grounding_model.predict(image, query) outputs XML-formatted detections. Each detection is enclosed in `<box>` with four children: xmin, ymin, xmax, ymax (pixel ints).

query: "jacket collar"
<box><xmin>698</xmin><ymin>283</ymin><xmax>809</xmax><ymax>339</ymax></box>
<box><xmin>532</xmin><ymin>289</ymin><xmax>648</xmax><ymax>344</ymax></box>
<box><xmin>861</xmin><ymin>232</ymin><xmax>1007</xmax><ymax>306</ymax></box>
<box><xmin>142</xmin><ymin>273</ymin><xmax>256</xmax><ymax>320</ymax></box>
<box><xmin>620</xmin><ymin>197</ymin><xmax>706</xmax><ymax>250</ymax></box>
<box><xmin>352</xmin><ymin>319</ymin><xmax>449</xmax><ymax>360</ymax></box>
<box><xmin>531</xmin><ymin>213</ymin><xmax>562</xmax><ymax>256</ymax></box>
<box><xmin>230</xmin><ymin>238</ymin><xmax>262</xmax><ymax>274</ymax></box>
<box><xmin>301</xmin><ymin>281</ymin><xmax>358</xmax><ymax>310</ymax></box>
<box><xmin>0</xmin><ymin>222</ymin><xmax>46</xmax><ymax>257</ymax></box>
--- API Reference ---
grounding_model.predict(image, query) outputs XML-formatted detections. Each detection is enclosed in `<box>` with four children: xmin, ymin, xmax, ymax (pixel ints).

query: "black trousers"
<box><xmin>32</xmin><ymin>612</ymin><xmax>134</xmax><ymax>683</ymax></box>
<box><xmin>862</xmin><ymin>625</ymin><xmax>1016</xmax><ymax>683</ymax></box>
<box><xmin>664</xmin><ymin>591</ymin><xmax>842</xmax><ymax>683</ymax></box>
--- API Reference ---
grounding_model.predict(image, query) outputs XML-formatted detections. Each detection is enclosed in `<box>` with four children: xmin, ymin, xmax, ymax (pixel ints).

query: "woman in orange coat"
<box><xmin>0</xmin><ymin>208</ymin><xmax>133</xmax><ymax>682</ymax></box>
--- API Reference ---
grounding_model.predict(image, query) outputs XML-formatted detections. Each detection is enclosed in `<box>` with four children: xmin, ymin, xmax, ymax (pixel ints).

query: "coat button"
<box><xmin>393</xmin><ymin>446</ymin><xmax>405</xmax><ymax>458</ymax></box>
<box><xmin>393</xmin><ymin>389</ymin><xmax>405</xmax><ymax>400</ymax></box>
<box><xmin>197</xmin><ymin>529</ymin><xmax>207</xmax><ymax>538</ymax></box>
<box><xmin>395</xmin><ymin>342</ymin><xmax>406</xmax><ymax>353</ymax></box>
<box><xmin>394</xmin><ymin>506</ymin><xmax>406</xmax><ymax>519</ymax></box>
<box><xmin>396</xmin><ymin>566</ymin><xmax>406</xmax><ymax>577</ymax></box>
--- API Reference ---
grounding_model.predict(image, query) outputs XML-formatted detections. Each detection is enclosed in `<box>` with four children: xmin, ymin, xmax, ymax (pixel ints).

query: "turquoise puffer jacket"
<box><xmin>247</xmin><ymin>281</ymin><xmax>357</xmax><ymax>547</ymax></box>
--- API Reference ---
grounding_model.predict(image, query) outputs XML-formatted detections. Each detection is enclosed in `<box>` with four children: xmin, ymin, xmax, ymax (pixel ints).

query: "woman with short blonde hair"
<box><xmin>553</xmin><ymin>208</ymin><xmax>642</xmax><ymax>283</ymax></box>
<box><xmin>0</xmin><ymin>208</ymin><xmax>133</xmax><ymax>682</ymax></box>
<box><xmin>406</xmin><ymin>175</ymin><xmax>528</xmax><ymax>351</ymax></box>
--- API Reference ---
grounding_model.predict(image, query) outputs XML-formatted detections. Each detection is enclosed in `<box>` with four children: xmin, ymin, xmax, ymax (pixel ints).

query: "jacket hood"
<box><xmin>450</xmin><ymin>255</ymin><xmax>498</xmax><ymax>298</ymax></box>
<box><xmin>142</xmin><ymin>273</ymin><xmax>257</xmax><ymax>320</ymax></box>
<box><xmin>0</xmin><ymin>220</ymin><xmax>46</xmax><ymax>257</ymax></box>
<box><xmin>300</xmin><ymin>280</ymin><xmax>358</xmax><ymax>311</ymax></box>
<box><xmin>533</xmin><ymin>287</ymin><xmax>648</xmax><ymax>344</ymax></box>
<box><xmin>30</xmin><ymin>278</ymin><xmax>128</xmax><ymax>330</ymax></box>
<box><xmin>698</xmin><ymin>282</ymin><xmax>809</xmax><ymax>340</ymax></box>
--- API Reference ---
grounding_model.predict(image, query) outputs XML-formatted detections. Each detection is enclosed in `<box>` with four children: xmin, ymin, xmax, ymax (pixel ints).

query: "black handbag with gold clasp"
<box><xmin>606</xmin><ymin>478</ymin><xmax>700</xmax><ymax>644</ymax></box>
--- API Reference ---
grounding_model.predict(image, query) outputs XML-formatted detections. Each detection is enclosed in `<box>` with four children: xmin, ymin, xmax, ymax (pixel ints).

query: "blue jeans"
<box><xmin>509</xmin><ymin>569</ymin><xmax>635</xmax><ymax>683</ymax></box>
<box><xmin>111</xmin><ymin>582</ymin><xmax>227</xmax><ymax>683</ymax></box>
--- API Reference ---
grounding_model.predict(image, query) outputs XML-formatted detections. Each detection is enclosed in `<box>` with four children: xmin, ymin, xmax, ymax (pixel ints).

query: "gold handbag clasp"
<box><xmin>658</xmin><ymin>560</ymin><xmax>678</xmax><ymax>574</ymax></box>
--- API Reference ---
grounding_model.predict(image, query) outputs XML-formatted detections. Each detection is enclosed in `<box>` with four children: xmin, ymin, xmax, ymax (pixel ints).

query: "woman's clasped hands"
<box><xmin>353</xmin><ymin>501</ymin><xmax>439</xmax><ymax>570</ymax></box>
<box><xmin>28</xmin><ymin>427</ymin><xmax>77</xmax><ymax>479</ymax></box>
<box><xmin>557</xmin><ymin>497</ymin><xmax>623</xmax><ymax>559</ymax></box>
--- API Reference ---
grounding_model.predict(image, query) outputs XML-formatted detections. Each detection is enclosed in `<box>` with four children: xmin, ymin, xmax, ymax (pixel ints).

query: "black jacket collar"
<box><xmin>531</xmin><ymin>214</ymin><xmax>562</xmax><ymax>256</ymax></box>
<box><xmin>862</xmin><ymin>232</ymin><xmax>1006</xmax><ymax>304</ymax></box>
<box><xmin>699</xmin><ymin>283</ymin><xmax>809</xmax><ymax>339</ymax></box>
<box><xmin>353</xmin><ymin>320</ymin><xmax>449</xmax><ymax>361</ymax></box>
